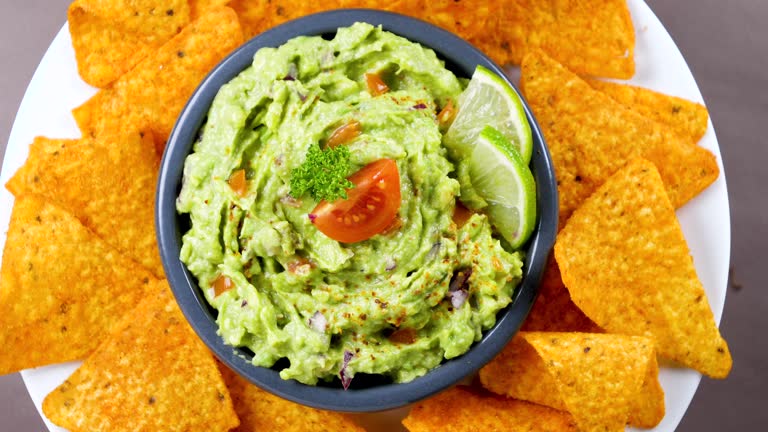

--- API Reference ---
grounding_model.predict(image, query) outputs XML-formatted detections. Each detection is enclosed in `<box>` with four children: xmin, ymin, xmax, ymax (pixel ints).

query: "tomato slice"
<box><xmin>365</xmin><ymin>72</ymin><xmax>389</xmax><ymax>96</ymax></box>
<box><xmin>310</xmin><ymin>159</ymin><xmax>401</xmax><ymax>243</ymax></box>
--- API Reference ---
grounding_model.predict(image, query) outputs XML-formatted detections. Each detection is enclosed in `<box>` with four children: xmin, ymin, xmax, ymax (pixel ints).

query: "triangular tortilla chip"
<box><xmin>403</xmin><ymin>386</ymin><xmax>578</xmax><ymax>432</ymax></box>
<box><xmin>6</xmin><ymin>131</ymin><xmax>162</xmax><ymax>277</ymax></box>
<box><xmin>73</xmin><ymin>6</ymin><xmax>243</xmax><ymax>150</ymax></box>
<box><xmin>489</xmin><ymin>0</ymin><xmax>634</xmax><ymax>78</ymax></box>
<box><xmin>68</xmin><ymin>0</ymin><xmax>191</xmax><ymax>87</ymax></box>
<box><xmin>521</xmin><ymin>257</ymin><xmax>601</xmax><ymax>333</ymax></box>
<box><xmin>586</xmin><ymin>78</ymin><xmax>710</xmax><ymax>145</ymax></box>
<box><xmin>479</xmin><ymin>333</ymin><xmax>566</xmax><ymax>411</ymax></box>
<box><xmin>480</xmin><ymin>332</ymin><xmax>664</xmax><ymax>431</ymax></box>
<box><xmin>42</xmin><ymin>280</ymin><xmax>240</xmax><ymax>432</ymax></box>
<box><xmin>520</xmin><ymin>50</ymin><xmax>719</xmax><ymax>227</ymax></box>
<box><xmin>555</xmin><ymin>158</ymin><xmax>732</xmax><ymax>378</ymax></box>
<box><xmin>217</xmin><ymin>363</ymin><xmax>364</xmax><ymax>431</ymax></box>
<box><xmin>0</xmin><ymin>195</ymin><xmax>157</xmax><ymax>375</ymax></box>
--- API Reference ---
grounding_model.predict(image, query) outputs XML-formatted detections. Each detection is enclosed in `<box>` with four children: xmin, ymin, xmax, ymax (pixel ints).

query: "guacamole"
<box><xmin>177</xmin><ymin>23</ymin><xmax>523</xmax><ymax>385</ymax></box>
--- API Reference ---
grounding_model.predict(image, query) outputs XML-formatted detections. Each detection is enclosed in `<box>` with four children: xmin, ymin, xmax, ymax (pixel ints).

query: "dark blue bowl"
<box><xmin>157</xmin><ymin>9</ymin><xmax>557</xmax><ymax>412</ymax></box>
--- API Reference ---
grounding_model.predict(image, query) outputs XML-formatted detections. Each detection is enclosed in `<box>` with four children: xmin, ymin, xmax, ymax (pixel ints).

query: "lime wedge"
<box><xmin>444</xmin><ymin>65</ymin><xmax>532</xmax><ymax>164</ymax></box>
<box><xmin>467</xmin><ymin>126</ymin><xmax>537</xmax><ymax>249</ymax></box>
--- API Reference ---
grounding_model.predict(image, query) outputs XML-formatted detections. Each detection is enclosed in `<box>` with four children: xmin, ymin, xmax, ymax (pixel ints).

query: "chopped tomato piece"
<box><xmin>437</xmin><ymin>99</ymin><xmax>457</xmax><ymax>129</ymax></box>
<box><xmin>310</xmin><ymin>159</ymin><xmax>401</xmax><ymax>243</ymax></box>
<box><xmin>381</xmin><ymin>216</ymin><xmax>403</xmax><ymax>236</ymax></box>
<box><xmin>326</xmin><ymin>120</ymin><xmax>361</xmax><ymax>148</ymax></box>
<box><xmin>287</xmin><ymin>257</ymin><xmax>313</xmax><ymax>274</ymax></box>
<box><xmin>388</xmin><ymin>327</ymin><xmax>417</xmax><ymax>344</ymax></box>
<box><xmin>452</xmin><ymin>201</ymin><xmax>474</xmax><ymax>228</ymax></box>
<box><xmin>228</xmin><ymin>169</ymin><xmax>247</xmax><ymax>197</ymax></box>
<box><xmin>212</xmin><ymin>275</ymin><xmax>234</xmax><ymax>297</ymax></box>
<box><xmin>365</xmin><ymin>72</ymin><xmax>389</xmax><ymax>96</ymax></box>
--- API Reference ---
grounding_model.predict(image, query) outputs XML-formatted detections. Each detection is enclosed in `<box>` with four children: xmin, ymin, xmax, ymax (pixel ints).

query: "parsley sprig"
<box><xmin>290</xmin><ymin>143</ymin><xmax>354</xmax><ymax>202</ymax></box>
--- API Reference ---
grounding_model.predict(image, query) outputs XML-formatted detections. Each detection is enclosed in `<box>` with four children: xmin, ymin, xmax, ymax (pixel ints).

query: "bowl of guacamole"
<box><xmin>157</xmin><ymin>9</ymin><xmax>557</xmax><ymax>412</ymax></box>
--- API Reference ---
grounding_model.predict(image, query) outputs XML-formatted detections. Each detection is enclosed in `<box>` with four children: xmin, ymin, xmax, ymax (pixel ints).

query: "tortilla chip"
<box><xmin>629</xmin><ymin>352</ymin><xmax>666</xmax><ymax>428</ymax></box>
<box><xmin>6</xmin><ymin>131</ymin><xmax>162</xmax><ymax>277</ymax></box>
<box><xmin>479</xmin><ymin>334</ymin><xmax>565</xmax><ymax>412</ymax></box>
<box><xmin>521</xmin><ymin>257</ymin><xmax>601</xmax><ymax>332</ymax></box>
<box><xmin>217</xmin><ymin>363</ymin><xmax>364</xmax><ymax>431</ymax></box>
<box><xmin>229</xmin><ymin>0</ymin><xmax>503</xmax><ymax>59</ymax></box>
<box><xmin>555</xmin><ymin>158</ymin><xmax>732</xmax><ymax>378</ymax></box>
<box><xmin>489</xmin><ymin>0</ymin><xmax>634</xmax><ymax>78</ymax></box>
<box><xmin>73</xmin><ymin>6</ymin><xmax>243</xmax><ymax>150</ymax></box>
<box><xmin>586</xmin><ymin>79</ymin><xmax>710</xmax><ymax>144</ymax></box>
<box><xmin>0</xmin><ymin>196</ymin><xmax>157</xmax><ymax>375</ymax></box>
<box><xmin>480</xmin><ymin>332</ymin><xmax>664</xmax><ymax>431</ymax></box>
<box><xmin>520</xmin><ymin>50</ymin><xmax>719</xmax><ymax>227</ymax></box>
<box><xmin>42</xmin><ymin>280</ymin><xmax>240</xmax><ymax>432</ymax></box>
<box><xmin>189</xmin><ymin>0</ymin><xmax>230</xmax><ymax>19</ymax></box>
<box><xmin>403</xmin><ymin>386</ymin><xmax>578</xmax><ymax>432</ymax></box>
<box><xmin>68</xmin><ymin>0</ymin><xmax>190</xmax><ymax>87</ymax></box>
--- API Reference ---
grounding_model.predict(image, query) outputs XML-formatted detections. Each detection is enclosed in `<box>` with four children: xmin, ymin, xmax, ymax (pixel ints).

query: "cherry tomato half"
<box><xmin>310</xmin><ymin>159</ymin><xmax>401</xmax><ymax>243</ymax></box>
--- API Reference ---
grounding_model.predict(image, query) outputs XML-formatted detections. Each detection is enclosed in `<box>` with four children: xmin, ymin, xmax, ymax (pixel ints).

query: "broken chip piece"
<box><xmin>555</xmin><ymin>158</ymin><xmax>732</xmax><ymax>378</ymax></box>
<box><xmin>42</xmin><ymin>280</ymin><xmax>240</xmax><ymax>432</ymax></box>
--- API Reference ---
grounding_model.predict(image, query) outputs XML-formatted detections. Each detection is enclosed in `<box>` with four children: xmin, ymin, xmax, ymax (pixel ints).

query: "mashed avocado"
<box><xmin>177</xmin><ymin>23</ymin><xmax>523</xmax><ymax>385</ymax></box>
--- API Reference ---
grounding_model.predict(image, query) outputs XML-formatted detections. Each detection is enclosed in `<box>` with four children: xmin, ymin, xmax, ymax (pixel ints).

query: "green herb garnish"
<box><xmin>290</xmin><ymin>143</ymin><xmax>354</xmax><ymax>202</ymax></box>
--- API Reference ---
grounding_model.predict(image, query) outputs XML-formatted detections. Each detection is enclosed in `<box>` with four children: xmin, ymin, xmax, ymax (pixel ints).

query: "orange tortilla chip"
<box><xmin>520</xmin><ymin>50</ymin><xmax>719</xmax><ymax>227</ymax></box>
<box><xmin>481</xmin><ymin>332</ymin><xmax>664</xmax><ymax>431</ymax></box>
<box><xmin>555</xmin><ymin>158</ymin><xmax>732</xmax><ymax>378</ymax></box>
<box><xmin>403</xmin><ymin>386</ymin><xmax>578</xmax><ymax>432</ymax></box>
<box><xmin>479</xmin><ymin>334</ymin><xmax>565</xmax><ymax>412</ymax></box>
<box><xmin>629</xmin><ymin>352</ymin><xmax>666</xmax><ymax>428</ymax></box>
<box><xmin>492</xmin><ymin>0</ymin><xmax>635</xmax><ymax>78</ymax></box>
<box><xmin>68</xmin><ymin>0</ymin><xmax>190</xmax><ymax>87</ymax></box>
<box><xmin>73</xmin><ymin>6</ymin><xmax>243</xmax><ymax>150</ymax></box>
<box><xmin>188</xmin><ymin>0</ymin><xmax>230</xmax><ymax>19</ymax></box>
<box><xmin>0</xmin><ymin>196</ymin><xmax>157</xmax><ymax>375</ymax></box>
<box><xmin>521</xmin><ymin>257</ymin><xmax>602</xmax><ymax>332</ymax></box>
<box><xmin>586</xmin><ymin>79</ymin><xmax>710</xmax><ymax>144</ymax></box>
<box><xmin>229</xmin><ymin>0</ymin><xmax>506</xmax><ymax>62</ymax></box>
<box><xmin>218</xmin><ymin>363</ymin><xmax>364</xmax><ymax>431</ymax></box>
<box><xmin>6</xmin><ymin>131</ymin><xmax>163</xmax><ymax>277</ymax></box>
<box><xmin>42</xmin><ymin>280</ymin><xmax>240</xmax><ymax>432</ymax></box>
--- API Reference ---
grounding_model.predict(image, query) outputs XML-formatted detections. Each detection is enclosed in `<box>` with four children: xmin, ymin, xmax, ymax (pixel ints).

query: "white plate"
<box><xmin>0</xmin><ymin>1</ymin><xmax>729</xmax><ymax>430</ymax></box>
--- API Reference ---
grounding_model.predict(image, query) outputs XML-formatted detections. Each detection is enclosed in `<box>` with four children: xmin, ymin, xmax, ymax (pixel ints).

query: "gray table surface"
<box><xmin>1</xmin><ymin>1</ymin><xmax>766</xmax><ymax>430</ymax></box>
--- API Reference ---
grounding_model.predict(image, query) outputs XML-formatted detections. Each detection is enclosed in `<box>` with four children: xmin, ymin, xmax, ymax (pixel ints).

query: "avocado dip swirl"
<box><xmin>177</xmin><ymin>23</ymin><xmax>523</xmax><ymax>385</ymax></box>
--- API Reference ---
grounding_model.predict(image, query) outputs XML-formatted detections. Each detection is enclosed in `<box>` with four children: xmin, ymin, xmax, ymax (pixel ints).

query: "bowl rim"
<box><xmin>156</xmin><ymin>8</ymin><xmax>558</xmax><ymax>412</ymax></box>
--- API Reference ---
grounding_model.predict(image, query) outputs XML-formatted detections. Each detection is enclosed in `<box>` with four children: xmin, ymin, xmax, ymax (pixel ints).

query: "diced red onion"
<box><xmin>308</xmin><ymin>311</ymin><xmax>327</xmax><ymax>333</ymax></box>
<box><xmin>283</xmin><ymin>63</ymin><xmax>298</xmax><ymax>81</ymax></box>
<box><xmin>449</xmin><ymin>267</ymin><xmax>472</xmax><ymax>293</ymax></box>
<box><xmin>412</xmin><ymin>103</ymin><xmax>427</xmax><ymax>110</ymax></box>
<box><xmin>448</xmin><ymin>289</ymin><xmax>469</xmax><ymax>309</ymax></box>
<box><xmin>447</xmin><ymin>268</ymin><xmax>472</xmax><ymax>309</ymax></box>
<box><xmin>340</xmin><ymin>350</ymin><xmax>354</xmax><ymax>390</ymax></box>
<box><xmin>308</xmin><ymin>213</ymin><xmax>317</xmax><ymax>223</ymax></box>
<box><xmin>385</xmin><ymin>258</ymin><xmax>397</xmax><ymax>271</ymax></box>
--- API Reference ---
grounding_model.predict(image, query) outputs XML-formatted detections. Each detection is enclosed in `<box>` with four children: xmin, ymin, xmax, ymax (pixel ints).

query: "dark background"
<box><xmin>1</xmin><ymin>0</ymin><xmax>766</xmax><ymax>430</ymax></box>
